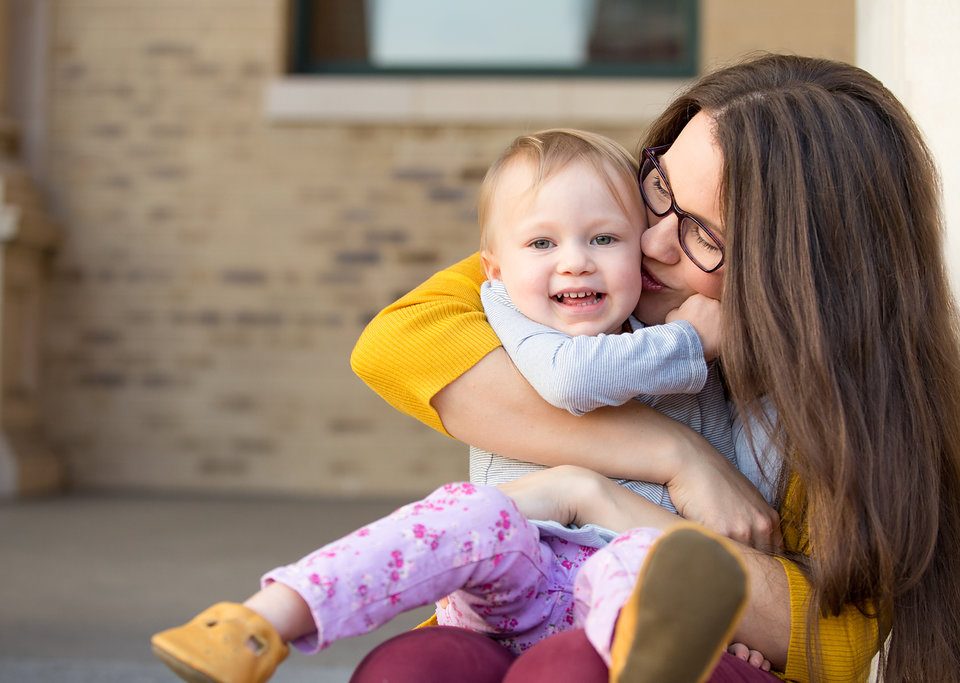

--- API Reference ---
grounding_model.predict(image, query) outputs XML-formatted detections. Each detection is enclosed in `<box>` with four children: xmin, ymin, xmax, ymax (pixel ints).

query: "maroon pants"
<box><xmin>350</xmin><ymin>626</ymin><xmax>780</xmax><ymax>683</ymax></box>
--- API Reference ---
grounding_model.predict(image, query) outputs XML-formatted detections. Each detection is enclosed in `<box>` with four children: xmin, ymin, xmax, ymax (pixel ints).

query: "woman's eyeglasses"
<box><xmin>638</xmin><ymin>145</ymin><xmax>725</xmax><ymax>273</ymax></box>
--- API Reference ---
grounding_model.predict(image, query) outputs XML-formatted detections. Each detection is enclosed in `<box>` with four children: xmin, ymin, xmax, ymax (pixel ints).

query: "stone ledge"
<box><xmin>264</xmin><ymin>76</ymin><xmax>692</xmax><ymax>125</ymax></box>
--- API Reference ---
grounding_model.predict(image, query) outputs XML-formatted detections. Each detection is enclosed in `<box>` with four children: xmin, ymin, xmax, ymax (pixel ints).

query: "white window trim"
<box><xmin>264</xmin><ymin>77</ymin><xmax>693</xmax><ymax>125</ymax></box>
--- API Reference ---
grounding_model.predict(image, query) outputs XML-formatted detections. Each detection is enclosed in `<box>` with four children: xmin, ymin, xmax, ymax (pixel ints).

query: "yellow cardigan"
<box><xmin>351</xmin><ymin>252</ymin><xmax>882</xmax><ymax>682</ymax></box>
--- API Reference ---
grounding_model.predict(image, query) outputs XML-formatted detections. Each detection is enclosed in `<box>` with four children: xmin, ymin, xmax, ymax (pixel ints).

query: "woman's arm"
<box><xmin>504</xmin><ymin>468</ymin><xmax>882</xmax><ymax>680</ymax></box>
<box><xmin>499</xmin><ymin>465</ymin><xmax>790</xmax><ymax>669</ymax></box>
<box><xmin>351</xmin><ymin>253</ymin><xmax>500</xmax><ymax>435</ymax></box>
<box><xmin>352</xmin><ymin>253</ymin><xmax>778</xmax><ymax>547</ymax></box>
<box><xmin>352</xmin><ymin>253</ymin><xmax>707</xmax><ymax>479</ymax></box>
<box><xmin>438</xmin><ymin>349</ymin><xmax>778</xmax><ymax>548</ymax></box>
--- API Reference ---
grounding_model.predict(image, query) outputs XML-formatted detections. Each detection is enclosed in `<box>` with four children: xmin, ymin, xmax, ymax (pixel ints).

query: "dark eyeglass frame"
<box><xmin>638</xmin><ymin>144</ymin><xmax>725</xmax><ymax>273</ymax></box>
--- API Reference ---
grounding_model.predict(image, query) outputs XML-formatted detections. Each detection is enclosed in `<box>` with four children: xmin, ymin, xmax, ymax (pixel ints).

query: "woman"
<box><xmin>350</xmin><ymin>54</ymin><xmax>960</xmax><ymax>682</ymax></box>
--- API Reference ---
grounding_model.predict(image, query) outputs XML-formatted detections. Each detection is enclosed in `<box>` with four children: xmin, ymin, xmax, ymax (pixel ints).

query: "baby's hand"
<box><xmin>666</xmin><ymin>294</ymin><xmax>721</xmax><ymax>360</ymax></box>
<box><xmin>727</xmin><ymin>642</ymin><xmax>771</xmax><ymax>671</ymax></box>
<box><xmin>496</xmin><ymin>466</ymin><xmax>593</xmax><ymax>526</ymax></box>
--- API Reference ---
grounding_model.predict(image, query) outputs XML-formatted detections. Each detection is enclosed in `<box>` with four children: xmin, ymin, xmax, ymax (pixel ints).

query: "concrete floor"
<box><xmin>0</xmin><ymin>493</ymin><xmax>434</xmax><ymax>683</ymax></box>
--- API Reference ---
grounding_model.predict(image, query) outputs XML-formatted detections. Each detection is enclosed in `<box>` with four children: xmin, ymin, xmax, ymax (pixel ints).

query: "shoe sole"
<box><xmin>152</xmin><ymin>644</ymin><xmax>220</xmax><ymax>683</ymax></box>
<box><xmin>609</xmin><ymin>525</ymin><xmax>748</xmax><ymax>683</ymax></box>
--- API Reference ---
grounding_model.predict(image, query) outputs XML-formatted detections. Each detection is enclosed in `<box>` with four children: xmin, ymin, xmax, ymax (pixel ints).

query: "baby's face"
<box><xmin>481</xmin><ymin>159</ymin><xmax>646</xmax><ymax>336</ymax></box>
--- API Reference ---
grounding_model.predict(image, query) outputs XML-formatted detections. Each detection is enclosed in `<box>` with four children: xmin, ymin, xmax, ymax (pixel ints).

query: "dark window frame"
<box><xmin>288</xmin><ymin>0</ymin><xmax>699</xmax><ymax>78</ymax></box>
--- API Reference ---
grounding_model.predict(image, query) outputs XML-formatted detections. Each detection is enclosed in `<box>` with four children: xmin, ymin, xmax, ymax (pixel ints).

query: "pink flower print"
<box><xmin>389</xmin><ymin>593</ymin><xmax>401</xmax><ymax>605</ymax></box>
<box><xmin>560</xmin><ymin>559</ymin><xmax>573</xmax><ymax>570</ymax></box>
<box><xmin>357</xmin><ymin>583</ymin><xmax>368</xmax><ymax>598</ymax></box>
<box><xmin>309</xmin><ymin>574</ymin><xmax>337</xmax><ymax>599</ymax></box>
<box><xmin>565</xmin><ymin>613</ymin><xmax>575</xmax><ymax>625</ymax></box>
<box><xmin>387</xmin><ymin>549</ymin><xmax>406</xmax><ymax>582</ymax></box>
<box><xmin>491</xmin><ymin>553</ymin><xmax>503</xmax><ymax>567</ymax></box>
<box><xmin>441</xmin><ymin>481</ymin><xmax>477</xmax><ymax>498</ymax></box>
<box><xmin>494</xmin><ymin>510</ymin><xmax>513</xmax><ymax>542</ymax></box>
<box><xmin>356</xmin><ymin>527</ymin><xmax>370</xmax><ymax>537</ymax></box>
<box><xmin>406</xmin><ymin>524</ymin><xmax>445</xmax><ymax>551</ymax></box>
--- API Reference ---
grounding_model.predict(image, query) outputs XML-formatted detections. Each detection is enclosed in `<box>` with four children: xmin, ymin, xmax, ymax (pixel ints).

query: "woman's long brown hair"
<box><xmin>644</xmin><ymin>54</ymin><xmax>960</xmax><ymax>681</ymax></box>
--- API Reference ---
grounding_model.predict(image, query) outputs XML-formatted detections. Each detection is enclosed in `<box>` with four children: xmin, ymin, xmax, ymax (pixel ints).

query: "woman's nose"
<box><xmin>641</xmin><ymin>212</ymin><xmax>681</xmax><ymax>264</ymax></box>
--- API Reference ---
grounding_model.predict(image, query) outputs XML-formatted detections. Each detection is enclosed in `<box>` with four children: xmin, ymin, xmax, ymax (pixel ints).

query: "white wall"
<box><xmin>857</xmin><ymin>0</ymin><xmax>960</xmax><ymax>292</ymax></box>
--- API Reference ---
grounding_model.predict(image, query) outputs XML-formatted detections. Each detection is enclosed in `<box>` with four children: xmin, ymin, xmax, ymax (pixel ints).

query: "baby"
<box><xmin>151</xmin><ymin>130</ymin><xmax>767</xmax><ymax>683</ymax></box>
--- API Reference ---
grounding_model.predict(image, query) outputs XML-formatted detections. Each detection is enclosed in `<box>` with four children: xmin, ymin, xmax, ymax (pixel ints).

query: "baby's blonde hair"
<box><xmin>477</xmin><ymin>128</ymin><xmax>640</xmax><ymax>251</ymax></box>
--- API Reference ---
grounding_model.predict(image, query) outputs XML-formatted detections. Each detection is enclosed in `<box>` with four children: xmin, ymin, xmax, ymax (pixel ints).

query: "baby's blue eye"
<box><xmin>531</xmin><ymin>239</ymin><xmax>553</xmax><ymax>249</ymax></box>
<box><xmin>592</xmin><ymin>235</ymin><xmax>615</xmax><ymax>246</ymax></box>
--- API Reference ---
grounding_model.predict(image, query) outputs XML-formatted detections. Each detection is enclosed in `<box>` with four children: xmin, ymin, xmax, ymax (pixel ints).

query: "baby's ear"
<box><xmin>480</xmin><ymin>251</ymin><xmax>500</xmax><ymax>280</ymax></box>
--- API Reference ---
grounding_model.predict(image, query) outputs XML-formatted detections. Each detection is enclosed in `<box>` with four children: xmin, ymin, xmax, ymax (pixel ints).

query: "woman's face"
<box><xmin>634</xmin><ymin>111</ymin><xmax>727</xmax><ymax>326</ymax></box>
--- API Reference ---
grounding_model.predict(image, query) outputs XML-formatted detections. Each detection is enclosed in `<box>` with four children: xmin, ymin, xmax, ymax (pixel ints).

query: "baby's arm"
<box><xmin>498</xmin><ymin>465</ymin><xmax>680</xmax><ymax>532</ymax></box>
<box><xmin>481</xmin><ymin>280</ymin><xmax>707</xmax><ymax>415</ymax></box>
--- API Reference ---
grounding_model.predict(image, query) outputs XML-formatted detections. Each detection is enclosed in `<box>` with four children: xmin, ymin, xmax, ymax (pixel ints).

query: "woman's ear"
<box><xmin>480</xmin><ymin>251</ymin><xmax>501</xmax><ymax>280</ymax></box>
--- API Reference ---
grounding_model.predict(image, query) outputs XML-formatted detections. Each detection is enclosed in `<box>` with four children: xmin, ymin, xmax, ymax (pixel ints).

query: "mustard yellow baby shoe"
<box><xmin>151</xmin><ymin>602</ymin><xmax>289</xmax><ymax>683</ymax></box>
<box><xmin>608</xmin><ymin>524</ymin><xmax>748</xmax><ymax>683</ymax></box>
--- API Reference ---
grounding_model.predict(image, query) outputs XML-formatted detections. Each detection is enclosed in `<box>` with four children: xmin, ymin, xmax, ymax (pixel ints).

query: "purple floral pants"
<box><xmin>263</xmin><ymin>482</ymin><xmax>660</xmax><ymax>663</ymax></box>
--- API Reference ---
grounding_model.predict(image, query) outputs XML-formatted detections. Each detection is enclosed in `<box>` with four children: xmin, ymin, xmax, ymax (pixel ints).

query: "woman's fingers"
<box><xmin>668</xmin><ymin>450</ymin><xmax>781</xmax><ymax>551</ymax></box>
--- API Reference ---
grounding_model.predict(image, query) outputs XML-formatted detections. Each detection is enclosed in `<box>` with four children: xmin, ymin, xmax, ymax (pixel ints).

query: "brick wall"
<box><xmin>40</xmin><ymin>0</ymin><xmax>853</xmax><ymax>496</ymax></box>
<box><xmin>39</xmin><ymin>0</ymin><xmax>636</xmax><ymax>495</ymax></box>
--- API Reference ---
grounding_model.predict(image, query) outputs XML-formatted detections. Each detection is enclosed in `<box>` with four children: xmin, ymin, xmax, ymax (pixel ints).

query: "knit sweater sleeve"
<box><xmin>350</xmin><ymin>252</ymin><xmax>499</xmax><ymax>436</ymax></box>
<box><xmin>774</xmin><ymin>479</ymin><xmax>884</xmax><ymax>682</ymax></box>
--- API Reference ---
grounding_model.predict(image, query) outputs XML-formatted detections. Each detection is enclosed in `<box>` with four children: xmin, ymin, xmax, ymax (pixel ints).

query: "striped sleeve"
<box><xmin>480</xmin><ymin>279</ymin><xmax>708</xmax><ymax>415</ymax></box>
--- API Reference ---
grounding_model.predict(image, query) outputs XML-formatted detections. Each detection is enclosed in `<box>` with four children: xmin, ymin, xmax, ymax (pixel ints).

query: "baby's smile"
<box><xmin>553</xmin><ymin>291</ymin><xmax>605</xmax><ymax>305</ymax></box>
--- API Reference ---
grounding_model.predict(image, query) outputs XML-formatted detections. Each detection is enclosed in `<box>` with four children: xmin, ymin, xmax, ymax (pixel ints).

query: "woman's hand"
<box><xmin>666</xmin><ymin>438</ymin><xmax>781</xmax><ymax>551</ymax></box>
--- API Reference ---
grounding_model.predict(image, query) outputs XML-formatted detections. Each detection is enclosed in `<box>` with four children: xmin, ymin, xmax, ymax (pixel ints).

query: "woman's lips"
<box><xmin>641</xmin><ymin>268</ymin><xmax>666</xmax><ymax>292</ymax></box>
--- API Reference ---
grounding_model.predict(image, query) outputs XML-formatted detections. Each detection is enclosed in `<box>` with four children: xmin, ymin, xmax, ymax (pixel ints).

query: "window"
<box><xmin>289</xmin><ymin>0</ymin><xmax>698</xmax><ymax>78</ymax></box>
